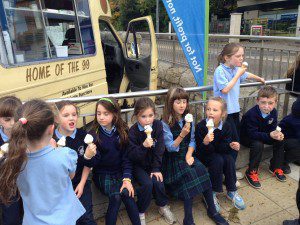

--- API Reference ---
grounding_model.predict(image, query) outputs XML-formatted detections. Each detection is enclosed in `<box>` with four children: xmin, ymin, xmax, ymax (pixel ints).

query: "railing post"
<box><xmin>172</xmin><ymin>35</ymin><xmax>176</xmax><ymax>66</ymax></box>
<box><xmin>258</xmin><ymin>40</ymin><xmax>264</xmax><ymax>76</ymax></box>
<box><xmin>282</xmin><ymin>93</ymin><xmax>290</xmax><ymax>117</ymax></box>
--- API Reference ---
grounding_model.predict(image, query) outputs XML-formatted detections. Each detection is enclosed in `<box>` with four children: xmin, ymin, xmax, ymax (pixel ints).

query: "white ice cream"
<box><xmin>57</xmin><ymin>136</ymin><xmax>66</xmax><ymax>147</ymax></box>
<box><xmin>276</xmin><ymin>126</ymin><xmax>281</xmax><ymax>132</ymax></box>
<box><xmin>84</xmin><ymin>134</ymin><xmax>94</xmax><ymax>144</ymax></box>
<box><xmin>185</xmin><ymin>113</ymin><xmax>193</xmax><ymax>123</ymax></box>
<box><xmin>0</xmin><ymin>143</ymin><xmax>9</xmax><ymax>158</ymax></box>
<box><xmin>144</xmin><ymin>125</ymin><xmax>153</xmax><ymax>139</ymax></box>
<box><xmin>242</xmin><ymin>62</ymin><xmax>248</xmax><ymax>68</ymax></box>
<box><xmin>206</xmin><ymin>119</ymin><xmax>214</xmax><ymax>134</ymax></box>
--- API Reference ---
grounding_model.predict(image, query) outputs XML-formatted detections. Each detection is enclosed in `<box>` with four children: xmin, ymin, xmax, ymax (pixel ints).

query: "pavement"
<box><xmin>96</xmin><ymin>161</ymin><xmax>299</xmax><ymax>225</ymax></box>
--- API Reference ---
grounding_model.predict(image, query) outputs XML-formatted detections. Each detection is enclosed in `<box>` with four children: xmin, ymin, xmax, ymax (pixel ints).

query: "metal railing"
<box><xmin>47</xmin><ymin>78</ymin><xmax>292</xmax><ymax>127</ymax></box>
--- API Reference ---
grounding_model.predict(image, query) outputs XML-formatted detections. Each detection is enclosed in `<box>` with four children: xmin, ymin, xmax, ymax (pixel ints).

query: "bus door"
<box><xmin>124</xmin><ymin>16</ymin><xmax>158</xmax><ymax>92</ymax></box>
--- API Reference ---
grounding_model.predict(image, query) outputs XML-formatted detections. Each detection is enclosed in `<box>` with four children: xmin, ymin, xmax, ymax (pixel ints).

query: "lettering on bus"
<box><xmin>62</xmin><ymin>82</ymin><xmax>93</xmax><ymax>97</ymax></box>
<box><xmin>26</xmin><ymin>59</ymin><xmax>90</xmax><ymax>82</ymax></box>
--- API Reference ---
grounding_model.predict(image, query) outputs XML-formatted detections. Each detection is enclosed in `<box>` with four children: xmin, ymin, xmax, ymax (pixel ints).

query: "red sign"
<box><xmin>100</xmin><ymin>0</ymin><xmax>108</xmax><ymax>14</ymax></box>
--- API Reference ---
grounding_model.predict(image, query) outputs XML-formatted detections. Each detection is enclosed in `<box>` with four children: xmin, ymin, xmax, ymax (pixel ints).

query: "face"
<box><xmin>137</xmin><ymin>107</ymin><xmax>155</xmax><ymax>127</ymax></box>
<box><xmin>58</xmin><ymin>105</ymin><xmax>78</xmax><ymax>135</ymax></box>
<box><xmin>206</xmin><ymin>100</ymin><xmax>224</xmax><ymax>124</ymax></box>
<box><xmin>0</xmin><ymin>117</ymin><xmax>14</xmax><ymax>135</ymax></box>
<box><xmin>96</xmin><ymin>104</ymin><xmax>114</xmax><ymax>129</ymax></box>
<box><xmin>257</xmin><ymin>97</ymin><xmax>277</xmax><ymax>114</ymax></box>
<box><xmin>225</xmin><ymin>47</ymin><xmax>244</xmax><ymax>67</ymax></box>
<box><xmin>173</xmin><ymin>99</ymin><xmax>187</xmax><ymax>116</ymax></box>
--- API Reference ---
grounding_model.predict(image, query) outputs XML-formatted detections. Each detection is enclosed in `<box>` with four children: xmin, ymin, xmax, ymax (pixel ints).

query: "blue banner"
<box><xmin>162</xmin><ymin>0</ymin><xmax>208</xmax><ymax>86</ymax></box>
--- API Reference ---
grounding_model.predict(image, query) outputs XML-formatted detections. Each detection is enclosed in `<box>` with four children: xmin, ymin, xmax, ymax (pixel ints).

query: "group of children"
<box><xmin>0</xmin><ymin>43</ymin><xmax>298</xmax><ymax>225</ymax></box>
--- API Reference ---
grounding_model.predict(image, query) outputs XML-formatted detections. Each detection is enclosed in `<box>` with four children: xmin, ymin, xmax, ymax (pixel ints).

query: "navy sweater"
<box><xmin>240</xmin><ymin>105</ymin><xmax>277</xmax><ymax>144</ymax></box>
<box><xmin>91</xmin><ymin>126</ymin><xmax>132</xmax><ymax>179</ymax></box>
<box><xmin>195</xmin><ymin>120</ymin><xmax>233</xmax><ymax>160</ymax></box>
<box><xmin>53</xmin><ymin>128</ymin><xmax>93</xmax><ymax>185</ymax></box>
<box><xmin>128</xmin><ymin>120</ymin><xmax>165</xmax><ymax>172</ymax></box>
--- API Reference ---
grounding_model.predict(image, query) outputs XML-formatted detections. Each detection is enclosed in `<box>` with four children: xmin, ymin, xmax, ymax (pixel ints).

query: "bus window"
<box><xmin>99</xmin><ymin>20</ymin><xmax>124</xmax><ymax>94</ymax></box>
<box><xmin>0</xmin><ymin>0</ymin><xmax>94</xmax><ymax>65</ymax></box>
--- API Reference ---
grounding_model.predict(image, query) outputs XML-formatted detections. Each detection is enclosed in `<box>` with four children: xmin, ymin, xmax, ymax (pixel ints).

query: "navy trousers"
<box><xmin>73</xmin><ymin>181</ymin><xmax>97</xmax><ymax>225</ymax></box>
<box><xmin>226</xmin><ymin>112</ymin><xmax>240</xmax><ymax>161</ymax></box>
<box><xmin>133</xmin><ymin>165</ymin><xmax>168</xmax><ymax>213</ymax></box>
<box><xmin>201</xmin><ymin>153</ymin><xmax>237</xmax><ymax>193</ymax></box>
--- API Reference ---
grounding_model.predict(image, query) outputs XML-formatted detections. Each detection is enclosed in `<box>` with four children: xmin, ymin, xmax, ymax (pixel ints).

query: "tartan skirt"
<box><xmin>93</xmin><ymin>173</ymin><xmax>123</xmax><ymax>197</ymax></box>
<box><xmin>162</xmin><ymin>152</ymin><xmax>211</xmax><ymax>200</ymax></box>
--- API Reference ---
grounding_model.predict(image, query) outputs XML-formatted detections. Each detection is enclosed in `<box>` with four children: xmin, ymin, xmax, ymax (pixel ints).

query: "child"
<box><xmin>54</xmin><ymin>100</ymin><xmax>97</xmax><ymax>225</ymax></box>
<box><xmin>162</xmin><ymin>87</ymin><xmax>228</xmax><ymax>225</ymax></box>
<box><xmin>90</xmin><ymin>97</ymin><xmax>141</xmax><ymax>225</ymax></box>
<box><xmin>128</xmin><ymin>97</ymin><xmax>175</xmax><ymax>225</ymax></box>
<box><xmin>213</xmin><ymin>43</ymin><xmax>265</xmax><ymax>162</ymax></box>
<box><xmin>241</xmin><ymin>86</ymin><xmax>286</xmax><ymax>189</ymax></box>
<box><xmin>195</xmin><ymin>97</ymin><xmax>245</xmax><ymax>211</ymax></box>
<box><xmin>279</xmin><ymin>97</ymin><xmax>300</xmax><ymax>174</ymax></box>
<box><xmin>0</xmin><ymin>96</ymin><xmax>23</xmax><ymax>225</ymax></box>
<box><xmin>286</xmin><ymin>54</ymin><xmax>300</xmax><ymax>97</ymax></box>
<box><xmin>0</xmin><ymin>99</ymin><xmax>86</xmax><ymax>224</ymax></box>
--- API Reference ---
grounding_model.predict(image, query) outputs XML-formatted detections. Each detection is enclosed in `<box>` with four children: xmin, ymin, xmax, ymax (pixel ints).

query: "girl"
<box><xmin>0</xmin><ymin>96</ymin><xmax>23</xmax><ymax>225</ymax></box>
<box><xmin>54</xmin><ymin>101</ymin><xmax>97</xmax><ymax>225</ymax></box>
<box><xmin>195</xmin><ymin>97</ymin><xmax>245</xmax><ymax>211</ymax></box>
<box><xmin>286</xmin><ymin>53</ymin><xmax>300</xmax><ymax>97</ymax></box>
<box><xmin>213</xmin><ymin>43</ymin><xmax>265</xmax><ymax>180</ymax></box>
<box><xmin>90</xmin><ymin>97</ymin><xmax>141</xmax><ymax>225</ymax></box>
<box><xmin>162</xmin><ymin>87</ymin><xmax>228</xmax><ymax>225</ymax></box>
<box><xmin>128</xmin><ymin>97</ymin><xmax>176</xmax><ymax>225</ymax></box>
<box><xmin>0</xmin><ymin>99</ymin><xmax>86</xmax><ymax>224</ymax></box>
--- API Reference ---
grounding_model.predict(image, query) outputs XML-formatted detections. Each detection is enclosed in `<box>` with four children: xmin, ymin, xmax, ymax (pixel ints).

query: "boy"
<box><xmin>240</xmin><ymin>86</ymin><xmax>286</xmax><ymax>189</ymax></box>
<box><xmin>279</xmin><ymin>97</ymin><xmax>300</xmax><ymax>174</ymax></box>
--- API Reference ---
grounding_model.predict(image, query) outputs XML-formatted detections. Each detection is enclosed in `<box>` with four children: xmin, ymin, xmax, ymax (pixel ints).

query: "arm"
<box><xmin>195</xmin><ymin>122</ymin><xmax>215</xmax><ymax>153</ymax></box>
<box><xmin>151</xmin><ymin>122</ymin><xmax>165</xmax><ymax>173</ymax></box>
<box><xmin>246</xmin><ymin>72</ymin><xmax>265</xmax><ymax>83</ymax></box>
<box><xmin>122</xmin><ymin>147</ymin><xmax>132</xmax><ymax>179</ymax></box>
<box><xmin>217</xmin><ymin>68</ymin><xmax>246</xmax><ymax>94</ymax></box>
<box><xmin>162</xmin><ymin>121</ymin><xmax>180</xmax><ymax>152</ymax></box>
<box><xmin>74</xmin><ymin>166</ymin><xmax>91</xmax><ymax>198</ymax></box>
<box><xmin>217</xmin><ymin>124</ymin><xmax>233</xmax><ymax>153</ymax></box>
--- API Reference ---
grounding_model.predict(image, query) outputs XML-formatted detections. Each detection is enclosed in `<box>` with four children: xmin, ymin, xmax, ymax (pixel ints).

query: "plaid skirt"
<box><xmin>162</xmin><ymin>152</ymin><xmax>211</xmax><ymax>200</ymax></box>
<box><xmin>93</xmin><ymin>173</ymin><xmax>123</xmax><ymax>197</ymax></box>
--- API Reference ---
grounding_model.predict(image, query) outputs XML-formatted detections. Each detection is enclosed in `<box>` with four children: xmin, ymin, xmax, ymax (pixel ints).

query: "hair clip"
<box><xmin>19</xmin><ymin>118</ymin><xmax>28</xmax><ymax>125</ymax></box>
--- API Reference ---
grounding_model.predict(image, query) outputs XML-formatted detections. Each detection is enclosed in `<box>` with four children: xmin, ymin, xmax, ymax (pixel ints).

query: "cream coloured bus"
<box><xmin>0</xmin><ymin>0</ymin><xmax>158</xmax><ymax>121</ymax></box>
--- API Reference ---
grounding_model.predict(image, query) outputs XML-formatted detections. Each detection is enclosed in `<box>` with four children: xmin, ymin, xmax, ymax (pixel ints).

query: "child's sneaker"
<box><xmin>269</xmin><ymin>167</ymin><xmax>286</xmax><ymax>182</ymax></box>
<box><xmin>139</xmin><ymin>213</ymin><xmax>146</xmax><ymax>225</ymax></box>
<box><xmin>282</xmin><ymin>163</ymin><xmax>291</xmax><ymax>174</ymax></box>
<box><xmin>158</xmin><ymin>205</ymin><xmax>176</xmax><ymax>224</ymax></box>
<box><xmin>212</xmin><ymin>192</ymin><xmax>220</xmax><ymax>213</ymax></box>
<box><xmin>227</xmin><ymin>191</ymin><xmax>246</xmax><ymax>210</ymax></box>
<box><xmin>245</xmin><ymin>169</ymin><xmax>261</xmax><ymax>189</ymax></box>
<box><xmin>207</xmin><ymin>211</ymin><xmax>229</xmax><ymax>225</ymax></box>
<box><xmin>236</xmin><ymin>171</ymin><xmax>244</xmax><ymax>180</ymax></box>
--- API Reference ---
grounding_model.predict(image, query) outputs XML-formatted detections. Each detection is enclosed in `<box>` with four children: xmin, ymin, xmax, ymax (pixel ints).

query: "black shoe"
<box><xmin>245</xmin><ymin>169</ymin><xmax>261</xmax><ymax>189</ymax></box>
<box><xmin>207</xmin><ymin>211</ymin><xmax>229</xmax><ymax>225</ymax></box>
<box><xmin>283</xmin><ymin>219</ymin><xmax>299</xmax><ymax>225</ymax></box>
<box><xmin>269</xmin><ymin>167</ymin><xmax>287</xmax><ymax>182</ymax></box>
<box><xmin>282</xmin><ymin>163</ymin><xmax>291</xmax><ymax>174</ymax></box>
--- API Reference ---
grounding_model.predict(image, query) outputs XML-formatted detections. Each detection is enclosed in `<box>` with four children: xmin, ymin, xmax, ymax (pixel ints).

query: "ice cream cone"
<box><xmin>276</xmin><ymin>126</ymin><xmax>281</xmax><ymax>132</ymax></box>
<box><xmin>206</xmin><ymin>119</ymin><xmax>214</xmax><ymax>134</ymax></box>
<box><xmin>241</xmin><ymin>62</ymin><xmax>248</xmax><ymax>69</ymax></box>
<box><xmin>84</xmin><ymin>134</ymin><xmax>95</xmax><ymax>159</ymax></box>
<box><xmin>0</xmin><ymin>143</ymin><xmax>9</xmax><ymax>159</ymax></box>
<box><xmin>57</xmin><ymin>136</ymin><xmax>66</xmax><ymax>147</ymax></box>
<box><xmin>185</xmin><ymin>113</ymin><xmax>193</xmax><ymax>129</ymax></box>
<box><xmin>144</xmin><ymin>125</ymin><xmax>153</xmax><ymax>139</ymax></box>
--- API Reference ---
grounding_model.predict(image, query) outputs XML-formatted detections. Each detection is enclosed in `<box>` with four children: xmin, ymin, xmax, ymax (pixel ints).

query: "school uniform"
<box><xmin>90</xmin><ymin>126</ymin><xmax>140</xmax><ymax>225</ymax></box>
<box><xmin>195</xmin><ymin>119</ymin><xmax>237</xmax><ymax>193</ymax></box>
<box><xmin>279</xmin><ymin>98</ymin><xmax>300</xmax><ymax>164</ymax></box>
<box><xmin>54</xmin><ymin>128</ymin><xmax>96</xmax><ymax>225</ymax></box>
<box><xmin>128</xmin><ymin>120</ymin><xmax>168</xmax><ymax>213</ymax></box>
<box><xmin>0</xmin><ymin>130</ymin><xmax>23</xmax><ymax>225</ymax></box>
<box><xmin>240</xmin><ymin>105</ymin><xmax>284</xmax><ymax>171</ymax></box>
<box><xmin>17</xmin><ymin>146</ymin><xmax>85</xmax><ymax>225</ymax></box>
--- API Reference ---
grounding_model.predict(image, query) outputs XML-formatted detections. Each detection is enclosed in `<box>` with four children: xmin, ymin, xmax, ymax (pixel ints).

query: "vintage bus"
<box><xmin>0</xmin><ymin>0</ymin><xmax>158</xmax><ymax>122</ymax></box>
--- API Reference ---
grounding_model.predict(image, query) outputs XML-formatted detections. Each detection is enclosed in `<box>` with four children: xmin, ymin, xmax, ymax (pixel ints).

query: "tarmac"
<box><xmin>96</xmin><ymin>160</ymin><xmax>299</xmax><ymax>225</ymax></box>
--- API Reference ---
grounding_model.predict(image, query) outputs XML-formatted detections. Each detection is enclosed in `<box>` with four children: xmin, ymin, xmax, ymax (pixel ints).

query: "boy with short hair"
<box><xmin>240</xmin><ymin>86</ymin><xmax>286</xmax><ymax>189</ymax></box>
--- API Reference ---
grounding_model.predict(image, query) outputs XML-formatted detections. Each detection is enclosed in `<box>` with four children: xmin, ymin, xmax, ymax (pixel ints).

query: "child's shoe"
<box><xmin>158</xmin><ymin>205</ymin><xmax>176</xmax><ymax>224</ymax></box>
<box><xmin>227</xmin><ymin>191</ymin><xmax>246</xmax><ymax>210</ymax></box>
<box><xmin>282</xmin><ymin>163</ymin><xmax>291</xmax><ymax>174</ymax></box>
<box><xmin>207</xmin><ymin>211</ymin><xmax>229</xmax><ymax>225</ymax></box>
<box><xmin>212</xmin><ymin>192</ymin><xmax>220</xmax><ymax>213</ymax></box>
<box><xmin>139</xmin><ymin>213</ymin><xmax>146</xmax><ymax>225</ymax></box>
<box><xmin>269</xmin><ymin>167</ymin><xmax>286</xmax><ymax>182</ymax></box>
<box><xmin>245</xmin><ymin>169</ymin><xmax>261</xmax><ymax>189</ymax></box>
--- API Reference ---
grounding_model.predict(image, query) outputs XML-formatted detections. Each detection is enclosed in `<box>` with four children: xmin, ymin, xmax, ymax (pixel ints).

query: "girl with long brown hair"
<box><xmin>90</xmin><ymin>97</ymin><xmax>141</xmax><ymax>225</ymax></box>
<box><xmin>0</xmin><ymin>99</ymin><xmax>85</xmax><ymax>224</ymax></box>
<box><xmin>162</xmin><ymin>87</ymin><xmax>228</xmax><ymax>225</ymax></box>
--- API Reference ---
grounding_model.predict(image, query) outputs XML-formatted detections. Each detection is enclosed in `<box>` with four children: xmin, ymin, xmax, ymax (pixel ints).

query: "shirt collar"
<box><xmin>0</xmin><ymin>128</ymin><xmax>9</xmax><ymax>142</ymax></box>
<box><xmin>220</xmin><ymin>63</ymin><xmax>234</xmax><ymax>70</ymax></box>
<box><xmin>100</xmin><ymin>125</ymin><xmax>116</xmax><ymax>135</ymax></box>
<box><xmin>55</xmin><ymin>128</ymin><xmax>77</xmax><ymax>139</ymax></box>
<box><xmin>260</xmin><ymin>110</ymin><xmax>270</xmax><ymax>119</ymax></box>
<box><xmin>27</xmin><ymin>145</ymin><xmax>54</xmax><ymax>158</ymax></box>
<box><xmin>205</xmin><ymin>118</ymin><xmax>223</xmax><ymax>130</ymax></box>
